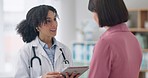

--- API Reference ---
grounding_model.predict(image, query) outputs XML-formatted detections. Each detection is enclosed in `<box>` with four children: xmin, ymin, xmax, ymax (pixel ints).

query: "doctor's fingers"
<box><xmin>68</xmin><ymin>72</ymin><xmax>80</xmax><ymax>78</ymax></box>
<box><xmin>42</xmin><ymin>74</ymin><xmax>63</xmax><ymax>78</ymax></box>
<box><xmin>74</xmin><ymin>74</ymin><xmax>80</xmax><ymax>78</ymax></box>
<box><xmin>42</xmin><ymin>72</ymin><xmax>63</xmax><ymax>78</ymax></box>
<box><xmin>65</xmin><ymin>72</ymin><xmax>75</xmax><ymax>78</ymax></box>
<box><xmin>65</xmin><ymin>72</ymin><xmax>70</xmax><ymax>78</ymax></box>
<box><xmin>46</xmin><ymin>72</ymin><xmax>61</xmax><ymax>75</ymax></box>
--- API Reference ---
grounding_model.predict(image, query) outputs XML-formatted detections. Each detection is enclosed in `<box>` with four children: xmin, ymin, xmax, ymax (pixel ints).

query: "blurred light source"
<box><xmin>3</xmin><ymin>0</ymin><xmax>25</xmax><ymax>12</ymax></box>
<box><xmin>5</xmin><ymin>62</ymin><xmax>13</xmax><ymax>73</ymax></box>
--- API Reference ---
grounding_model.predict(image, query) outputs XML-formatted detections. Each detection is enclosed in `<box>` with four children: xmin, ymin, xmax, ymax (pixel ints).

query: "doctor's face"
<box><xmin>37</xmin><ymin>10</ymin><xmax>58</xmax><ymax>38</ymax></box>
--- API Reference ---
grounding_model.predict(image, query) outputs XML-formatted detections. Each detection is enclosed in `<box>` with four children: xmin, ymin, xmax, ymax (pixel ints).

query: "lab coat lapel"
<box><xmin>54</xmin><ymin>45</ymin><xmax>62</xmax><ymax>64</ymax></box>
<box><xmin>37</xmin><ymin>46</ymin><xmax>49</xmax><ymax>60</ymax></box>
<box><xmin>36</xmin><ymin>41</ymin><xmax>54</xmax><ymax>69</ymax></box>
<box><xmin>33</xmin><ymin>37</ymin><xmax>51</xmax><ymax>63</ymax></box>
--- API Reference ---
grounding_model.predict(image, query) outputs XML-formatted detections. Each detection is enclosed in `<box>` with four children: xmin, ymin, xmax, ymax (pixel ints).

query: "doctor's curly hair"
<box><xmin>16</xmin><ymin>5</ymin><xmax>59</xmax><ymax>43</ymax></box>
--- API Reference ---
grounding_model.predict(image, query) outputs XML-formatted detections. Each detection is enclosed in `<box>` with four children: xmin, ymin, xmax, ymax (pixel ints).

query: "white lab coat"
<box><xmin>15</xmin><ymin>37</ymin><xmax>73</xmax><ymax>78</ymax></box>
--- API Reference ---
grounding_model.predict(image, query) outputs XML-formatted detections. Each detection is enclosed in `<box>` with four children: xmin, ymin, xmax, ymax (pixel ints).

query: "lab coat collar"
<box><xmin>54</xmin><ymin>42</ymin><xmax>63</xmax><ymax>64</ymax></box>
<box><xmin>32</xmin><ymin>37</ymin><xmax>49</xmax><ymax>60</ymax></box>
<box><xmin>38</xmin><ymin>37</ymin><xmax>57</xmax><ymax>49</ymax></box>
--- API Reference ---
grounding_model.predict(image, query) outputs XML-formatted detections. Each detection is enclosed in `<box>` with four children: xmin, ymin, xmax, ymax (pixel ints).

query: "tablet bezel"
<box><xmin>61</xmin><ymin>66</ymin><xmax>89</xmax><ymax>77</ymax></box>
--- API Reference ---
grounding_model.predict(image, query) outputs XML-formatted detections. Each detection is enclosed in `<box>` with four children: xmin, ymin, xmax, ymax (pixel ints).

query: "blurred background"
<box><xmin>0</xmin><ymin>0</ymin><xmax>148</xmax><ymax>78</ymax></box>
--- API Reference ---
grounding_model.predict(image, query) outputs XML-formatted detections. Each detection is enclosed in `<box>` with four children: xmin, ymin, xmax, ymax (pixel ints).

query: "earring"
<box><xmin>36</xmin><ymin>27</ymin><xmax>39</xmax><ymax>31</ymax></box>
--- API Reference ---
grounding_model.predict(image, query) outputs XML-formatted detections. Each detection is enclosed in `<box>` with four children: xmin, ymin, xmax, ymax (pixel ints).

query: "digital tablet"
<box><xmin>61</xmin><ymin>66</ymin><xmax>89</xmax><ymax>77</ymax></box>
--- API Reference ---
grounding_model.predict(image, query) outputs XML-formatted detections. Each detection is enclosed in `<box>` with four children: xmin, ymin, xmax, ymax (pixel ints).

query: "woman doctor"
<box><xmin>15</xmin><ymin>5</ymin><xmax>79</xmax><ymax>78</ymax></box>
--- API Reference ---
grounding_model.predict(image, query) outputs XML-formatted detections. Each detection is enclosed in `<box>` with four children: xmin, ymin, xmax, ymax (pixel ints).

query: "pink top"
<box><xmin>88</xmin><ymin>23</ymin><xmax>142</xmax><ymax>78</ymax></box>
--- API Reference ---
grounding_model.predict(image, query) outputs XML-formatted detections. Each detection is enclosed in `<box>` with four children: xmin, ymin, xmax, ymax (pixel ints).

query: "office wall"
<box><xmin>58</xmin><ymin>0</ymin><xmax>76</xmax><ymax>47</ymax></box>
<box><xmin>75</xmin><ymin>0</ymin><xmax>91</xmax><ymax>27</ymax></box>
<box><xmin>0</xmin><ymin>0</ymin><xmax>4</xmax><ymax>73</ymax></box>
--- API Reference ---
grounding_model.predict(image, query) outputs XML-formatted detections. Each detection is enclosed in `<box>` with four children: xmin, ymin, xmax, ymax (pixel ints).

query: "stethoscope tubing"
<box><xmin>30</xmin><ymin>46</ymin><xmax>69</xmax><ymax>68</ymax></box>
<box><xmin>60</xmin><ymin>48</ymin><xmax>70</xmax><ymax>64</ymax></box>
<box><xmin>31</xmin><ymin>46</ymin><xmax>42</xmax><ymax>67</ymax></box>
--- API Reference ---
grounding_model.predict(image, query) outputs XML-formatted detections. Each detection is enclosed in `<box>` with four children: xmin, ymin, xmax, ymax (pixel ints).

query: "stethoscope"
<box><xmin>29</xmin><ymin>46</ymin><xmax>69</xmax><ymax>77</ymax></box>
<box><xmin>30</xmin><ymin>46</ymin><xmax>69</xmax><ymax>68</ymax></box>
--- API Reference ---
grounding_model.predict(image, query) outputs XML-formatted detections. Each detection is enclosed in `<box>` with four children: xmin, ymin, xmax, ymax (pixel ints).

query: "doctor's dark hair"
<box><xmin>88</xmin><ymin>0</ymin><xmax>128</xmax><ymax>27</ymax></box>
<box><xmin>16</xmin><ymin>5</ymin><xmax>58</xmax><ymax>43</ymax></box>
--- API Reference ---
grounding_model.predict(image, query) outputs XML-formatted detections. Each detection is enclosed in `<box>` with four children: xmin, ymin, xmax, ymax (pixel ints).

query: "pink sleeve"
<box><xmin>88</xmin><ymin>39</ymin><xmax>112</xmax><ymax>78</ymax></box>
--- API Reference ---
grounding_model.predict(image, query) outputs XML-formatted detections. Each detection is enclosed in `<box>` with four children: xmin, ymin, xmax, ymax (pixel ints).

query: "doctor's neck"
<box><xmin>38</xmin><ymin>36</ymin><xmax>53</xmax><ymax>47</ymax></box>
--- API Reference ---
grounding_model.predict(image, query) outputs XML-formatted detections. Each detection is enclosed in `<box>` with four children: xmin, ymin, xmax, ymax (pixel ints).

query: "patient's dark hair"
<box><xmin>88</xmin><ymin>0</ymin><xmax>128</xmax><ymax>27</ymax></box>
<box><xmin>16</xmin><ymin>5</ymin><xmax>58</xmax><ymax>43</ymax></box>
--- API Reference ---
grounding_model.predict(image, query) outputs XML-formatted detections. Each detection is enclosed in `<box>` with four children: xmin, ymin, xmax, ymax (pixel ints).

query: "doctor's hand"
<box><xmin>42</xmin><ymin>72</ymin><xmax>64</xmax><ymax>78</ymax></box>
<box><xmin>65</xmin><ymin>72</ymin><xmax>80</xmax><ymax>78</ymax></box>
